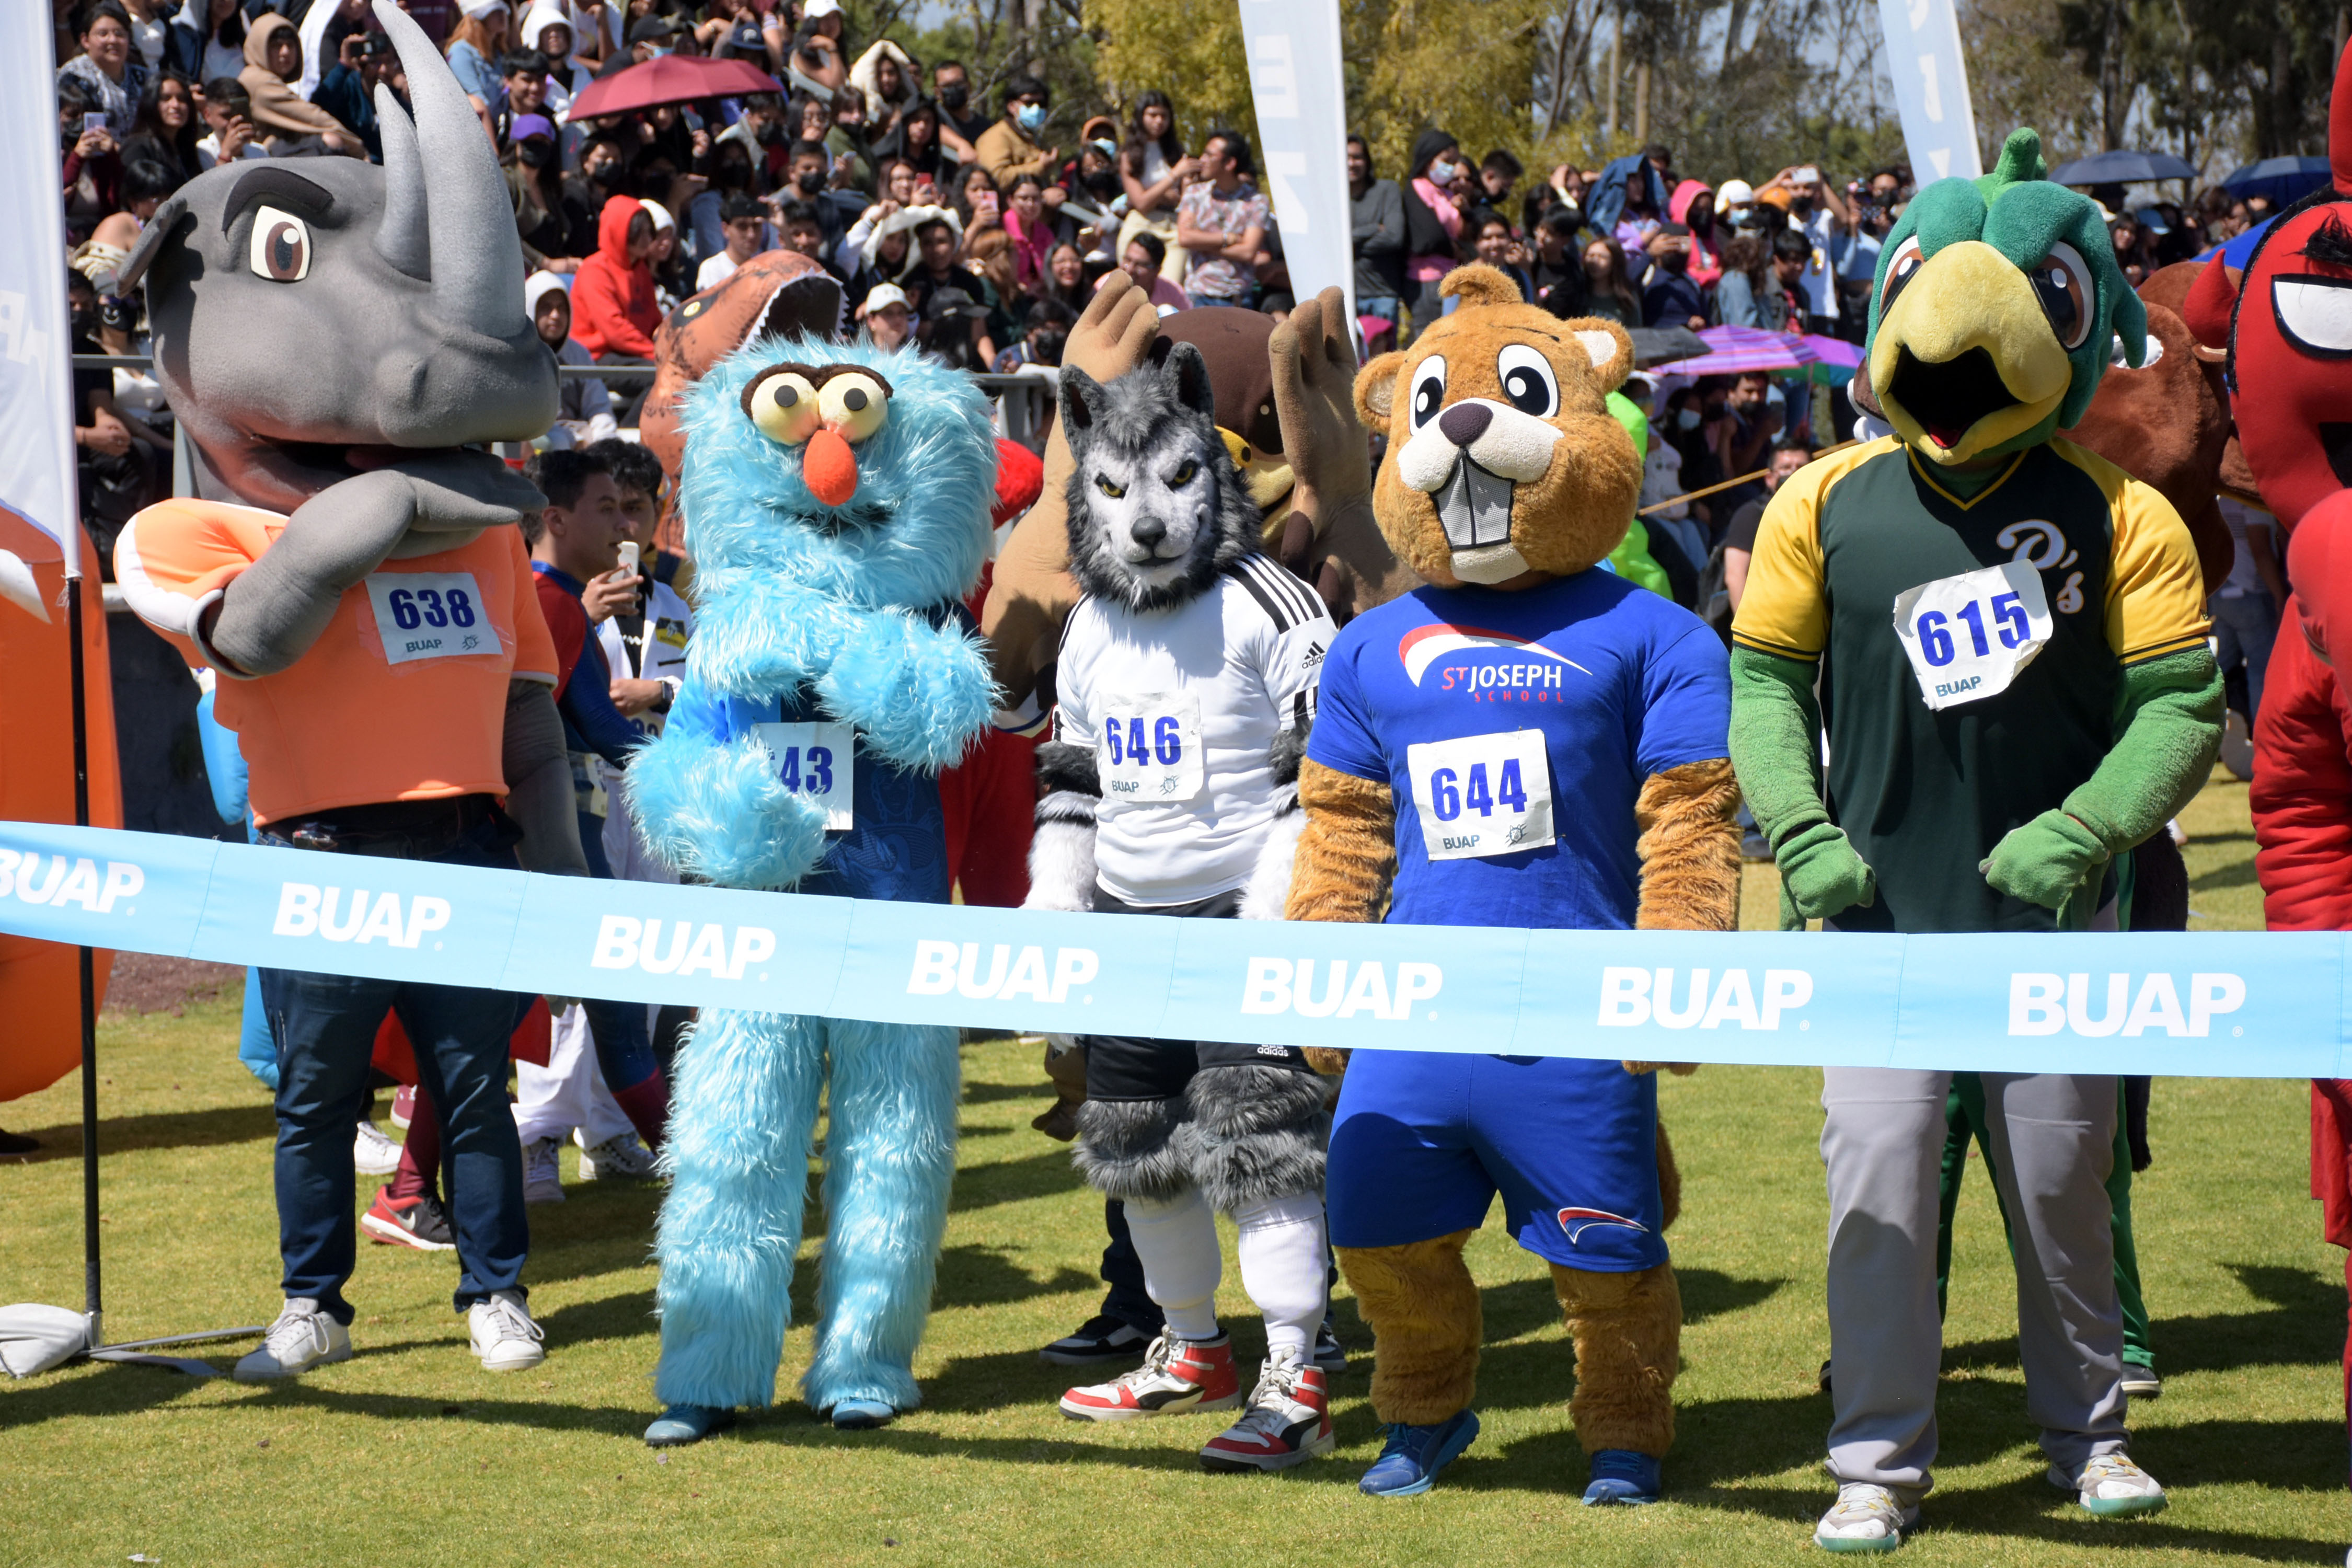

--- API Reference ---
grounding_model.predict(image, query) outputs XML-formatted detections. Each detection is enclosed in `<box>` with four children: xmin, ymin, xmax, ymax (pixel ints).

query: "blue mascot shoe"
<box><xmin>829</xmin><ymin>1398</ymin><xmax>897</xmax><ymax>1429</ymax></box>
<box><xmin>1358</xmin><ymin>1410</ymin><xmax>1481</xmax><ymax>1496</ymax></box>
<box><xmin>1582</xmin><ymin>1448</ymin><xmax>1662</xmax><ymax>1505</ymax></box>
<box><xmin>645</xmin><ymin>1404</ymin><xmax>735</xmax><ymax>1447</ymax></box>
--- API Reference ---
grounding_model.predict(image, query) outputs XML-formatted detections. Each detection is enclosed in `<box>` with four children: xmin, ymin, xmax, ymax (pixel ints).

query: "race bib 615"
<box><xmin>1890</xmin><ymin>560</ymin><xmax>2053</xmax><ymax>711</ymax></box>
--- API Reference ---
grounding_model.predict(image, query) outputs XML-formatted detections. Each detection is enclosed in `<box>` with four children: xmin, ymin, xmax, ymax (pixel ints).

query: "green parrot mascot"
<box><xmin>1727</xmin><ymin>130</ymin><xmax>2222</xmax><ymax>1552</ymax></box>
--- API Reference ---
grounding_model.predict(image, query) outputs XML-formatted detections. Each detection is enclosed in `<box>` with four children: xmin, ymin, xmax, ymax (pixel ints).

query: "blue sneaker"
<box><xmin>1583</xmin><ymin>1448</ymin><xmax>1662</xmax><ymax>1505</ymax></box>
<box><xmin>1357</xmin><ymin>1410</ymin><xmax>1480</xmax><ymax>1496</ymax></box>
<box><xmin>830</xmin><ymin>1398</ymin><xmax>896</xmax><ymax>1429</ymax></box>
<box><xmin>644</xmin><ymin>1404</ymin><xmax>734</xmax><ymax>1447</ymax></box>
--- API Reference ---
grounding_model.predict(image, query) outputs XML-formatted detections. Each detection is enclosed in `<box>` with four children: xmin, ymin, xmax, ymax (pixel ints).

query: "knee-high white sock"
<box><xmin>1232</xmin><ymin>1193</ymin><xmax>1328</xmax><ymax>1364</ymax></box>
<box><xmin>1123</xmin><ymin>1189</ymin><xmax>1223</xmax><ymax>1342</ymax></box>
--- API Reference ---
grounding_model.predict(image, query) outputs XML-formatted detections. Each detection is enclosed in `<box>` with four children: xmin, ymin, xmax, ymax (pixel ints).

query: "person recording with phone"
<box><xmin>518</xmin><ymin>449</ymin><xmax>671</xmax><ymax>1184</ymax></box>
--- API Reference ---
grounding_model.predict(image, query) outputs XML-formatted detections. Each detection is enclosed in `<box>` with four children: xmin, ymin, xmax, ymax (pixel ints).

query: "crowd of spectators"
<box><xmin>52</xmin><ymin>0</ymin><xmax>2281</xmax><ymax>584</ymax></box>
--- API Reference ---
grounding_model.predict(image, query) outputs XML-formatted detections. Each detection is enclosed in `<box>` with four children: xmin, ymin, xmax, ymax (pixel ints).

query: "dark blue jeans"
<box><xmin>257</xmin><ymin>818</ymin><xmax>530</xmax><ymax>1320</ymax></box>
<box><xmin>1099</xmin><ymin>1199</ymin><xmax>1163</xmax><ymax>1335</ymax></box>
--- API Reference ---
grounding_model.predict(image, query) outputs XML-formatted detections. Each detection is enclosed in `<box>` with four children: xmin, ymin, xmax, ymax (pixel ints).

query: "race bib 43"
<box><xmin>752</xmin><ymin>721</ymin><xmax>854</xmax><ymax>831</ymax></box>
<box><xmin>1098</xmin><ymin>695</ymin><xmax>1205</xmax><ymax>804</ymax></box>
<box><xmin>1405</xmin><ymin>729</ymin><xmax>1555</xmax><ymax>861</ymax></box>
<box><xmin>364</xmin><ymin>572</ymin><xmax>495</xmax><ymax>665</ymax></box>
<box><xmin>1890</xmin><ymin>560</ymin><xmax>2053</xmax><ymax>711</ymax></box>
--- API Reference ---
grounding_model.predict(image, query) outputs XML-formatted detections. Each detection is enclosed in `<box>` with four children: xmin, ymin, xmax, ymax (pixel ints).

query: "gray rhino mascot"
<box><xmin>111</xmin><ymin>0</ymin><xmax>583</xmax><ymax>1382</ymax></box>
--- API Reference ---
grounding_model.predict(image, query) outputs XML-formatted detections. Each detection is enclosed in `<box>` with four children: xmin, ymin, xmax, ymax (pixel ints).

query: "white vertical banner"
<box><xmin>1876</xmin><ymin>0</ymin><xmax>1982</xmax><ymax>184</ymax></box>
<box><xmin>1237</xmin><ymin>0</ymin><xmax>1355</xmax><ymax>325</ymax></box>
<box><xmin>0</xmin><ymin>1</ymin><xmax>83</xmax><ymax>592</ymax></box>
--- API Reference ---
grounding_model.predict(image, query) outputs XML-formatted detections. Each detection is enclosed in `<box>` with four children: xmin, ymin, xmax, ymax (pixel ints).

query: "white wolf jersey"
<box><xmin>1056</xmin><ymin>554</ymin><xmax>1334</xmax><ymax>906</ymax></box>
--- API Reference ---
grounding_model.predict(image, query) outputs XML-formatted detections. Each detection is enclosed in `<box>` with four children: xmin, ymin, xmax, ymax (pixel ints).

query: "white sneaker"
<box><xmin>575</xmin><ymin>1129</ymin><xmax>657</xmax><ymax>1181</ymax></box>
<box><xmin>522</xmin><ymin>1136</ymin><xmax>565</xmax><ymax>1204</ymax></box>
<box><xmin>353</xmin><ymin>1119</ymin><xmax>402</xmax><ymax>1176</ymax></box>
<box><xmin>1814</xmin><ymin>1482</ymin><xmax>1918</xmax><ymax>1552</ymax></box>
<box><xmin>468</xmin><ymin>1289</ymin><xmax>546</xmax><ymax>1372</ymax></box>
<box><xmin>233</xmin><ymin>1298</ymin><xmax>353</xmax><ymax>1382</ymax></box>
<box><xmin>2050</xmin><ymin>1452</ymin><xmax>2166</xmax><ymax>1517</ymax></box>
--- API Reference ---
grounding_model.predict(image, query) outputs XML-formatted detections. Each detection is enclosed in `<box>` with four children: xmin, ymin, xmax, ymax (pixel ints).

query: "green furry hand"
<box><xmin>1775</xmin><ymin>822</ymin><xmax>1876</xmax><ymax>921</ymax></box>
<box><xmin>1980</xmin><ymin>809</ymin><xmax>2108</xmax><ymax>912</ymax></box>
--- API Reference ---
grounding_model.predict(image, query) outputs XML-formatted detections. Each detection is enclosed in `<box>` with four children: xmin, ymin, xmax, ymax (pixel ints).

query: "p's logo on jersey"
<box><xmin>1996</xmin><ymin>520</ymin><xmax>2086</xmax><ymax>614</ymax></box>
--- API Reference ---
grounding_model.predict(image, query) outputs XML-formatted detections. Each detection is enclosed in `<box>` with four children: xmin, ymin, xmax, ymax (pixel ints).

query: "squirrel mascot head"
<box><xmin>1352</xmin><ymin>264</ymin><xmax>1640</xmax><ymax>586</ymax></box>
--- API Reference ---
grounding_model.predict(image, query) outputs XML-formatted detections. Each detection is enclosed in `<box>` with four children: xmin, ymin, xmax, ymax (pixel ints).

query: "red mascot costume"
<box><xmin>2185</xmin><ymin>35</ymin><xmax>2352</xmax><ymax>1493</ymax></box>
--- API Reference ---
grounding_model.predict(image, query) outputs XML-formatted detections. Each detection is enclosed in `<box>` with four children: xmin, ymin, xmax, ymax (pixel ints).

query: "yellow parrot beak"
<box><xmin>1870</xmin><ymin>240</ymin><xmax>2071</xmax><ymax>466</ymax></box>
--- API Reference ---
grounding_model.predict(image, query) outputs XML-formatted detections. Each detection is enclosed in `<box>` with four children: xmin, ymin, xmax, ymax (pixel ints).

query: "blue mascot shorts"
<box><xmin>1327</xmin><ymin>1052</ymin><xmax>1668</xmax><ymax>1273</ymax></box>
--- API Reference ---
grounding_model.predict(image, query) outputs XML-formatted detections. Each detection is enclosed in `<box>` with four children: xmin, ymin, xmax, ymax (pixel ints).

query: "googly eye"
<box><xmin>1877</xmin><ymin>234</ymin><xmax>1924</xmax><ymax>319</ymax></box>
<box><xmin>248</xmin><ymin>205</ymin><xmax>310</xmax><ymax>282</ymax></box>
<box><xmin>818</xmin><ymin>371</ymin><xmax>892</xmax><ymax>443</ymax></box>
<box><xmin>1410</xmin><ymin>354</ymin><xmax>1448</xmax><ymax>429</ymax></box>
<box><xmin>742</xmin><ymin>366</ymin><xmax>820</xmax><ymax>445</ymax></box>
<box><xmin>1495</xmin><ymin>343</ymin><xmax>1559</xmax><ymax>418</ymax></box>
<box><xmin>2030</xmin><ymin>241</ymin><xmax>2094</xmax><ymax>350</ymax></box>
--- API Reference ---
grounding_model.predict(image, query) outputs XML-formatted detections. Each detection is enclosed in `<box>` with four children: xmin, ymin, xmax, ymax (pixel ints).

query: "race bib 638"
<box><xmin>364</xmin><ymin>572</ymin><xmax>494</xmax><ymax>665</ymax></box>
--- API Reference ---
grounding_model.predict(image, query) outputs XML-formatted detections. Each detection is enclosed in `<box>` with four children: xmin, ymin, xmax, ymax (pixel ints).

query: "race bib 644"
<box><xmin>1405</xmin><ymin>729</ymin><xmax>1555</xmax><ymax>861</ymax></box>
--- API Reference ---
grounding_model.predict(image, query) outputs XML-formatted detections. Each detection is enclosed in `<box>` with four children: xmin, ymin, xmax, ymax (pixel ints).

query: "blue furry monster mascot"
<box><xmin>624</xmin><ymin>335</ymin><xmax>998</xmax><ymax>1444</ymax></box>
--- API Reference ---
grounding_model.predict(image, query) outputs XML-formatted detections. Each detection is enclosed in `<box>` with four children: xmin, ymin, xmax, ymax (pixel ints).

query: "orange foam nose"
<box><xmin>803</xmin><ymin>427</ymin><xmax>859</xmax><ymax>506</ymax></box>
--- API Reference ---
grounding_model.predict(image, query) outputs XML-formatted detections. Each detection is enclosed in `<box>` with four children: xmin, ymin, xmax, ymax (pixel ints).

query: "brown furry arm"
<box><xmin>1625</xmin><ymin>757</ymin><xmax>1741</xmax><ymax>1078</ymax></box>
<box><xmin>1634</xmin><ymin>758</ymin><xmax>1742</xmax><ymax>931</ymax></box>
<box><xmin>1285</xmin><ymin>759</ymin><xmax>1397</xmax><ymax>925</ymax></box>
<box><xmin>1286</xmin><ymin>758</ymin><xmax>1397</xmax><ymax>1077</ymax></box>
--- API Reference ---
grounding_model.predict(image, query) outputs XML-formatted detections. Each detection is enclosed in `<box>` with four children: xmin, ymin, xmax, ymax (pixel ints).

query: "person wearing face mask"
<box><xmin>1400</xmin><ymin>129</ymin><xmax>1466</xmax><ymax>341</ymax></box>
<box><xmin>507</xmin><ymin>114</ymin><xmax>583</xmax><ymax>272</ymax></box>
<box><xmin>975</xmin><ymin>74</ymin><xmax>1058</xmax><ymax>189</ymax></box>
<box><xmin>931</xmin><ymin>57</ymin><xmax>987</xmax><ymax>145</ymax></box>
<box><xmin>1641</xmin><ymin>223</ymin><xmax>1706</xmax><ymax>330</ymax></box>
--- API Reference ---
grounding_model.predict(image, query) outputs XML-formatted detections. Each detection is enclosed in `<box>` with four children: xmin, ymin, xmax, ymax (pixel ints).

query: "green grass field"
<box><xmin>4</xmin><ymin>770</ymin><xmax>2346</xmax><ymax>1566</ymax></box>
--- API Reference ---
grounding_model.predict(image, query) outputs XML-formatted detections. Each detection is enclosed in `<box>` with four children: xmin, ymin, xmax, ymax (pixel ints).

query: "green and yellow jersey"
<box><xmin>1732</xmin><ymin>435</ymin><xmax>2207</xmax><ymax>932</ymax></box>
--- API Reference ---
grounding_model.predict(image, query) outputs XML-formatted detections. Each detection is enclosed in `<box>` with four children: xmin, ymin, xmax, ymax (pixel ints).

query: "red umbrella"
<box><xmin>567</xmin><ymin>55</ymin><xmax>781</xmax><ymax>120</ymax></box>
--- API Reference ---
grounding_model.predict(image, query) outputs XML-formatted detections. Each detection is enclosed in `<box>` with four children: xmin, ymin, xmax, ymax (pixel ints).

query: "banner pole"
<box><xmin>67</xmin><ymin>572</ymin><xmax>100</xmax><ymax>1352</ymax></box>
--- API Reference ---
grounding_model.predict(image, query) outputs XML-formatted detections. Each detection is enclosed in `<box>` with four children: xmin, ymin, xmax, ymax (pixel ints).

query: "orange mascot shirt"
<box><xmin>114</xmin><ymin>500</ymin><xmax>557</xmax><ymax>824</ymax></box>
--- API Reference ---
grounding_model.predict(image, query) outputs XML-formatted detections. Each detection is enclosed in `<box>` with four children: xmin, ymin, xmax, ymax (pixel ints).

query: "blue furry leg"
<box><xmin>802</xmin><ymin>1019</ymin><xmax>961</xmax><ymax>1413</ymax></box>
<box><xmin>653</xmin><ymin>1008</ymin><xmax>824</xmax><ymax>1410</ymax></box>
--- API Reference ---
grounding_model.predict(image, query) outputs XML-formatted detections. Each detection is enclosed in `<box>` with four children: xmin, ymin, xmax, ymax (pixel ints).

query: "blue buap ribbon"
<box><xmin>0</xmin><ymin>821</ymin><xmax>2342</xmax><ymax>1079</ymax></box>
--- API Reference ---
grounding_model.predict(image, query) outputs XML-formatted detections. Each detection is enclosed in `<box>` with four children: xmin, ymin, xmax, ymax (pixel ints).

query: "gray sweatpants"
<box><xmin>1821</xmin><ymin>1069</ymin><xmax>2128</xmax><ymax>1498</ymax></box>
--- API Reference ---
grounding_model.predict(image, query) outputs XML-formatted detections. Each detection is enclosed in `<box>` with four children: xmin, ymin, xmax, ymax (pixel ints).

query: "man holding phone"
<box><xmin>1760</xmin><ymin>164</ymin><xmax>1854</xmax><ymax>336</ymax></box>
<box><xmin>520</xmin><ymin>450</ymin><xmax>671</xmax><ymax>1194</ymax></box>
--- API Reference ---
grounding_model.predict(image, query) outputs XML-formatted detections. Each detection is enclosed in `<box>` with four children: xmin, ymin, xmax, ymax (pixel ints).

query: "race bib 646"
<box><xmin>1098</xmin><ymin>695</ymin><xmax>1205</xmax><ymax>804</ymax></box>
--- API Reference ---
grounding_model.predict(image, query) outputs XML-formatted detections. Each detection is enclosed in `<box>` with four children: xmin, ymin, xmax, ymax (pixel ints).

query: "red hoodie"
<box><xmin>570</xmin><ymin>195</ymin><xmax>662</xmax><ymax>360</ymax></box>
<box><xmin>1668</xmin><ymin>179</ymin><xmax>1722</xmax><ymax>289</ymax></box>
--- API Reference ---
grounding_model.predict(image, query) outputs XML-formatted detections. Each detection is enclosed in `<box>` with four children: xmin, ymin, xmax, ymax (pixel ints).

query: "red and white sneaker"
<box><xmin>1059</xmin><ymin>1333</ymin><xmax>1241</xmax><ymax>1422</ymax></box>
<box><xmin>1200</xmin><ymin>1355</ymin><xmax>1334</xmax><ymax>1472</ymax></box>
<box><xmin>360</xmin><ymin>1187</ymin><xmax>456</xmax><ymax>1251</ymax></box>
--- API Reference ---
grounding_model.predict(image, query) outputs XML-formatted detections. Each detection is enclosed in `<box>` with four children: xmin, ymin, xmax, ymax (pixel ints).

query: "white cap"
<box><xmin>1717</xmin><ymin>178</ymin><xmax>1755</xmax><ymax>206</ymax></box>
<box><xmin>640</xmin><ymin>198</ymin><xmax>676</xmax><ymax>233</ymax></box>
<box><xmin>460</xmin><ymin>0</ymin><xmax>509</xmax><ymax>19</ymax></box>
<box><xmin>864</xmin><ymin>282</ymin><xmax>910</xmax><ymax>313</ymax></box>
<box><xmin>803</xmin><ymin>0</ymin><xmax>842</xmax><ymax>15</ymax></box>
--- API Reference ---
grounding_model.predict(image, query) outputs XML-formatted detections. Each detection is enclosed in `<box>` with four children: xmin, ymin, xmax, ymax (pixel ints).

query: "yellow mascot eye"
<box><xmin>1097</xmin><ymin>474</ymin><xmax>1125</xmax><ymax>498</ymax></box>
<box><xmin>743</xmin><ymin>368</ymin><xmax>821</xmax><ymax>445</ymax></box>
<box><xmin>1168</xmin><ymin>461</ymin><xmax>1197</xmax><ymax>487</ymax></box>
<box><xmin>818</xmin><ymin>371</ymin><xmax>892</xmax><ymax>443</ymax></box>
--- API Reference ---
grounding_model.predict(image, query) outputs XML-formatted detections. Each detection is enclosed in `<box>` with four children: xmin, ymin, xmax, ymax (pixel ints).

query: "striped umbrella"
<box><xmin>1651</xmin><ymin>324</ymin><xmax>1821</xmax><ymax>376</ymax></box>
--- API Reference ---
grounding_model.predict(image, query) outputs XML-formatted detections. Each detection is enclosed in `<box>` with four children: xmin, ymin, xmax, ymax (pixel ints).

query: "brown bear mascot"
<box><xmin>1285</xmin><ymin>263</ymin><xmax>1739</xmax><ymax>1501</ymax></box>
